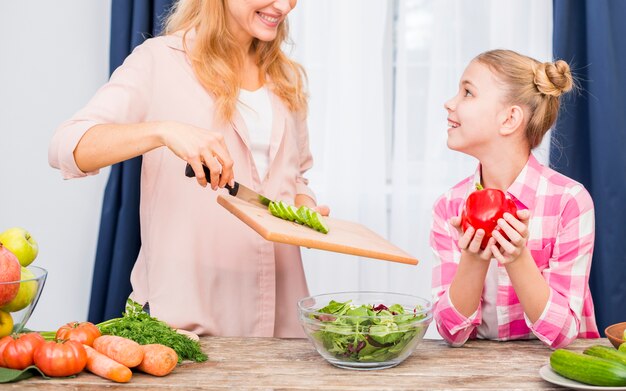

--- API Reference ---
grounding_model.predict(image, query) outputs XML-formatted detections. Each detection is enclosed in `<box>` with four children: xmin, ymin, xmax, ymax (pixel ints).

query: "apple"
<box><xmin>0</xmin><ymin>310</ymin><xmax>13</xmax><ymax>337</ymax></box>
<box><xmin>0</xmin><ymin>245</ymin><xmax>21</xmax><ymax>306</ymax></box>
<box><xmin>1</xmin><ymin>267</ymin><xmax>37</xmax><ymax>313</ymax></box>
<box><xmin>0</xmin><ymin>227</ymin><xmax>39</xmax><ymax>267</ymax></box>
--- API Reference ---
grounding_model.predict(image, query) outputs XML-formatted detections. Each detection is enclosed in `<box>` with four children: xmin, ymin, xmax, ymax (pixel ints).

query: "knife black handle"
<box><xmin>185</xmin><ymin>163</ymin><xmax>238</xmax><ymax>196</ymax></box>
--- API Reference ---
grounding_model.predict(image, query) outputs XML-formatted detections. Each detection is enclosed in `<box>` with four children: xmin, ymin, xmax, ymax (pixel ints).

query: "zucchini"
<box><xmin>550</xmin><ymin>349</ymin><xmax>626</xmax><ymax>387</ymax></box>
<box><xmin>584</xmin><ymin>345</ymin><xmax>626</xmax><ymax>366</ymax></box>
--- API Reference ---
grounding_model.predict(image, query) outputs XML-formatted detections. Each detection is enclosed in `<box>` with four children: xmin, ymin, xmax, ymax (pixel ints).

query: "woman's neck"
<box><xmin>240</xmin><ymin>50</ymin><xmax>262</xmax><ymax>91</ymax></box>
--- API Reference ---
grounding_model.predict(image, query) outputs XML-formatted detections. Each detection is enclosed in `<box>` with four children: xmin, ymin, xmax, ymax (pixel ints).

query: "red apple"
<box><xmin>0</xmin><ymin>245</ymin><xmax>21</xmax><ymax>306</ymax></box>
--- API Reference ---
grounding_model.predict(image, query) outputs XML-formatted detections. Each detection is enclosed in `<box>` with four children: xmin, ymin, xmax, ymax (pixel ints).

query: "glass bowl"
<box><xmin>0</xmin><ymin>266</ymin><xmax>47</xmax><ymax>336</ymax></box>
<box><xmin>298</xmin><ymin>291</ymin><xmax>432</xmax><ymax>370</ymax></box>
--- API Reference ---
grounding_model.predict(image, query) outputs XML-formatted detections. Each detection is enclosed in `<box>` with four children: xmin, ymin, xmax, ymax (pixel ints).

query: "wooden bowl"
<box><xmin>605</xmin><ymin>322</ymin><xmax>626</xmax><ymax>349</ymax></box>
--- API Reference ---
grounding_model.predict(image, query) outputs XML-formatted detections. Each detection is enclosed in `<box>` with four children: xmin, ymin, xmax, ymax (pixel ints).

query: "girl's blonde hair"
<box><xmin>164</xmin><ymin>0</ymin><xmax>308</xmax><ymax>123</ymax></box>
<box><xmin>475</xmin><ymin>49</ymin><xmax>574</xmax><ymax>149</ymax></box>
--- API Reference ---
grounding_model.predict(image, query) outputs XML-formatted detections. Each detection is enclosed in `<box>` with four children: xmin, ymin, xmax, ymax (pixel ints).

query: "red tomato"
<box><xmin>2</xmin><ymin>332</ymin><xmax>46</xmax><ymax>369</ymax></box>
<box><xmin>33</xmin><ymin>340</ymin><xmax>87</xmax><ymax>377</ymax></box>
<box><xmin>0</xmin><ymin>336</ymin><xmax>12</xmax><ymax>367</ymax></box>
<box><xmin>56</xmin><ymin>321</ymin><xmax>102</xmax><ymax>347</ymax></box>
<box><xmin>461</xmin><ymin>184</ymin><xmax>518</xmax><ymax>249</ymax></box>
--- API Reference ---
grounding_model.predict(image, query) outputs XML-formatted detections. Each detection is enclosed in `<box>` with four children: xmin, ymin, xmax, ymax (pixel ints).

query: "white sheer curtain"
<box><xmin>289</xmin><ymin>0</ymin><xmax>394</xmax><ymax>294</ymax></box>
<box><xmin>289</xmin><ymin>1</ymin><xmax>552</xmax><ymax>338</ymax></box>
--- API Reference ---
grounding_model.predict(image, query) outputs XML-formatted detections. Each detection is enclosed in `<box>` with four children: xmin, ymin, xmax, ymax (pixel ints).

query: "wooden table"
<box><xmin>10</xmin><ymin>337</ymin><xmax>611</xmax><ymax>390</ymax></box>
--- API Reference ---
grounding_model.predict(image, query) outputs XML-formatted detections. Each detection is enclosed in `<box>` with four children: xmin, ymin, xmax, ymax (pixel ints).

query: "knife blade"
<box><xmin>185</xmin><ymin>163</ymin><xmax>272</xmax><ymax>208</ymax></box>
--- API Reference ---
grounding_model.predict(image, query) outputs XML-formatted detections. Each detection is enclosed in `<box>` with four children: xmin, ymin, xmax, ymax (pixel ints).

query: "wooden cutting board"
<box><xmin>217</xmin><ymin>195</ymin><xmax>418</xmax><ymax>265</ymax></box>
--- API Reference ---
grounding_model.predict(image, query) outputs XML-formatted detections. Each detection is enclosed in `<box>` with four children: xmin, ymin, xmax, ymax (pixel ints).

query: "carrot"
<box><xmin>83</xmin><ymin>344</ymin><xmax>132</xmax><ymax>383</ymax></box>
<box><xmin>136</xmin><ymin>344</ymin><xmax>178</xmax><ymax>376</ymax></box>
<box><xmin>93</xmin><ymin>335</ymin><xmax>144</xmax><ymax>368</ymax></box>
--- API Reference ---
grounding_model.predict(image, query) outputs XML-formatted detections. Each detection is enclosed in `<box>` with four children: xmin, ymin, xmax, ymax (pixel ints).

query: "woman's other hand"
<box><xmin>160</xmin><ymin>121</ymin><xmax>234</xmax><ymax>189</ymax></box>
<box><xmin>294</xmin><ymin>194</ymin><xmax>330</xmax><ymax>216</ymax></box>
<box><xmin>312</xmin><ymin>205</ymin><xmax>330</xmax><ymax>217</ymax></box>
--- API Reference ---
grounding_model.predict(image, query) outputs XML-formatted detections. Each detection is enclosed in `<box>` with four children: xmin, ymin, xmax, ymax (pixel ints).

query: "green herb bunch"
<box><xmin>97</xmin><ymin>299</ymin><xmax>208</xmax><ymax>363</ymax></box>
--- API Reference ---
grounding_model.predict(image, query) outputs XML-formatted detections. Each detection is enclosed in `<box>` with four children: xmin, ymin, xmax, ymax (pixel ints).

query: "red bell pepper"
<box><xmin>461</xmin><ymin>183</ymin><xmax>518</xmax><ymax>249</ymax></box>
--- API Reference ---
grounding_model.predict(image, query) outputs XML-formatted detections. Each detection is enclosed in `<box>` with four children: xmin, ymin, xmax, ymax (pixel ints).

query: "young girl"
<box><xmin>49</xmin><ymin>0</ymin><xmax>328</xmax><ymax>338</ymax></box>
<box><xmin>430</xmin><ymin>49</ymin><xmax>599</xmax><ymax>348</ymax></box>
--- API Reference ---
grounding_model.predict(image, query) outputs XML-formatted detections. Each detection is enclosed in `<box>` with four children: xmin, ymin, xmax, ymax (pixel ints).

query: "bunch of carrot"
<box><xmin>86</xmin><ymin>335</ymin><xmax>178</xmax><ymax>382</ymax></box>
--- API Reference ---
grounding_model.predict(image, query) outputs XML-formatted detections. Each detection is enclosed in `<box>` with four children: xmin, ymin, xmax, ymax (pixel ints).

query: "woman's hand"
<box><xmin>312</xmin><ymin>205</ymin><xmax>330</xmax><ymax>216</ymax></box>
<box><xmin>294</xmin><ymin>194</ymin><xmax>330</xmax><ymax>216</ymax></box>
<box><xmin>160</xmin><ymin>121</ymin><xmax>234</xmax><ymax>189</ymax></box>
<box><xmin>449</xmin><ymin>216</ymin><xmax>495</xmax><ymax>261</ymax></box>
<box><xmin>490</xmin><ymin>209</ymin><xmax>531</xmax><ymax>265</ymax></box>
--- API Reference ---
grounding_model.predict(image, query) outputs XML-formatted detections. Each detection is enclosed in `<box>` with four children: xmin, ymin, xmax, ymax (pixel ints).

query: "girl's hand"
<box><xmin>490</xmin><ymin>209</ymin><xmax>531</xmax><ymax>265</ymax></box>
<box><xmin>160</xmin><ymin>122</ymin><xmax>234</xmax><ymax>190</ymax></box>
<box><xmin>450</xmin><ymin>216</ymin><xmax>495</xmax><ymax>261</ymax></box>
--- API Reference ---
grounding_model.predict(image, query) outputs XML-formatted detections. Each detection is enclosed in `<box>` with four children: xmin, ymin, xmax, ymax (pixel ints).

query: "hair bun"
<box><xmin>533</xmin><ymin>60</ymin><xmax>573</xmax><ymax>97</ymax></box>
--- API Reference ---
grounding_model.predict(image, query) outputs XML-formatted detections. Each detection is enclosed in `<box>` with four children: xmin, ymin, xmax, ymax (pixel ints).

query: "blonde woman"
<box><xmin>430</xmin><ymin>50</ymin><xmax>599</xmax><ymax>348</ymax></box>
<box><xmin>49</xmin><ymin>0</ymin><xmax>328</xmax><ymax>337</ymax></box>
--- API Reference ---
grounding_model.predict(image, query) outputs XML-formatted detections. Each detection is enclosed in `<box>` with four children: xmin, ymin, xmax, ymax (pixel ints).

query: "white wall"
<box><xmin>0</xmin><ymin>1</ymin><xmax>111</xmax><ymax>331</ymax></box>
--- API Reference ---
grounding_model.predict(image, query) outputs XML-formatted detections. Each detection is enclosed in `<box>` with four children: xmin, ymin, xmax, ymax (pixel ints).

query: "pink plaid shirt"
<box><xmin>430</xmin><ymin>154</ymin><xmax>599</xmax><ymax>348</ymax></box>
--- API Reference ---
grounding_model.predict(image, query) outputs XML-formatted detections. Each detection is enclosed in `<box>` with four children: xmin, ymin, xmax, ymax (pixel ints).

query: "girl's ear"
<box><xmin>499</xmin><ymin>105</ymin><xmax>525</xmax><ymax>136</ymax></box>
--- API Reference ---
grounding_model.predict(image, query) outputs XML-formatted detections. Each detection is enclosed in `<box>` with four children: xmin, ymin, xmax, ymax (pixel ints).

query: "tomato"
<box><xmin>2</xmin><ymin>332</ymin><xmax>45</xmax><ymax>369</ymax></box>
<box><xmin>461</xmin><ymin>184</ymin><xmax>518</xmax><ymax>249</ymax></box>
<box><xmin>56</xmin><ymin>321</ymin><xmax>102</xmax><ymax>347</ymax></box>
<box><xmin>33</xmin><ymin>340</ymin><xmax>87</xmax><ymax>377</ymax></box>
<box><xmin>0</xmin><ymin>336</ymin><xmax>12</xmax><ymax>367</ymax></box>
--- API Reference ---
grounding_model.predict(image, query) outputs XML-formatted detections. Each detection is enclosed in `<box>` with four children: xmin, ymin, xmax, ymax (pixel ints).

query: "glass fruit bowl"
<box><xmin>298</xmin><ymin>291</ymin><xmax>432</xmax><ymax>370</ymax></box>
<box><xmin>0</xmin><ymin>266</ymin><xmax>47</xmax><ymax>337</ymax></box>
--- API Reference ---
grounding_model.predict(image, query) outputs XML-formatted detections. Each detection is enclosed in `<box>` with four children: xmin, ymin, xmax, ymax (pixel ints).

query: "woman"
<box><xmin>49</xmin><ymin>0</ymin><xmax>328</xmax><ymax>337</ymax></box>
<box><xmin>430</xmin><ymin>49</ymin><xmax>599</xmax><ymax>348</ymax></box>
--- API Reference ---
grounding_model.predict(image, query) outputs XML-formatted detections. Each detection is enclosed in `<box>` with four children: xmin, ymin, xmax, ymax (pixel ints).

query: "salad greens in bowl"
<box><xmin>298</xmin><ymin>291</ymin><xmax>432</xmax><ymax>370</ymax></box>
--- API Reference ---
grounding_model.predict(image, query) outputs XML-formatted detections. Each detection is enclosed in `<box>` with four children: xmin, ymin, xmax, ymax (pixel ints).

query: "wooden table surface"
<box><xmin>10</xmin><ymin>337</ymin><xmax>611</xmax><ymax>390</ymax></box>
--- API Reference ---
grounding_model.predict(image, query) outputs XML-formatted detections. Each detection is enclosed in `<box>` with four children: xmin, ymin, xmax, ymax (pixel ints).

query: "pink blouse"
<box><xmin>430</xmin><ymin>154</ymin><xmax>600</xmax><ymax>348</ymax></box>
<box><xmin>49</xmin><ymin>32</ymin><xmax>316</xmax><ymax>337</ymax></box>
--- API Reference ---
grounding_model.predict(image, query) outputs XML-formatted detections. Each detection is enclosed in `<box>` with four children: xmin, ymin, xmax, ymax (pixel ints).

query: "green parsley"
<box><xmin>97</xmin><ymin>299</ymin><xmax>207</xmax><ymax>363</ymax></box>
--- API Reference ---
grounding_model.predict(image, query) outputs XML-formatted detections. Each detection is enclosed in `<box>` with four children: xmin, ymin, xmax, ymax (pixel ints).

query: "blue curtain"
<box><xmin>88</xmin><ymin>0</ymin><xmax>175</xmax><ymax>323</ymax></box>
<box><xmin>551</xmin><ymin>0</ymin><xmax>626</xmax><ymax>335</ymax></box>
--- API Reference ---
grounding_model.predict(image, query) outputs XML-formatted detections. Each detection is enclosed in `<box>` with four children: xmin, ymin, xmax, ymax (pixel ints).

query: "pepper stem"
<box><xmin>475</xmin><ymin>182</ymin><xmax>484</xmax><ymax>191</ymax></box>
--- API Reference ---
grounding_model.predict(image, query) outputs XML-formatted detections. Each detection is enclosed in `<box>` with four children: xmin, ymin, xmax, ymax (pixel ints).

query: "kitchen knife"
<box><xmin>185</xmin><ymin>163</ymin><xmax>272</xmax><ymax>208</ymax></box>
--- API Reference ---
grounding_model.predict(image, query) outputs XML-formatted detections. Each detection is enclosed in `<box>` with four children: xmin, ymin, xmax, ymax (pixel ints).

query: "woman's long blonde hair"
<box><xmin>475</xmin><ymin>49</ymin><xmax>574</xmax><ymax>149</ymax></box>
<box><xmin>164</xmin><ymin>0</ymin><xmax>308</xmax><ymax>123</ymax></box>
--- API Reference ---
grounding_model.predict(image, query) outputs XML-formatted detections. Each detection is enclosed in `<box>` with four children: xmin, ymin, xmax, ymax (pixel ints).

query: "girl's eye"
<box><xmin>464</xmin><ymin>89</ymin><xmax>473</xmax><ymax>97</ymax></box>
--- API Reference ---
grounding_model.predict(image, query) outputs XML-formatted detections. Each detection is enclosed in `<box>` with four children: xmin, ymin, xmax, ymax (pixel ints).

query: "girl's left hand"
<box><xmin>490</xmin><ymin>209</ymin><xmax>531</xmax><ymax>264</ymax></box>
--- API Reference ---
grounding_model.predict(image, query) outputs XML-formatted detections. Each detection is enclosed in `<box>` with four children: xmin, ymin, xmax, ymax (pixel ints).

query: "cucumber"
<box><xmin>288</xmin><ymin>205</ymin><xmax>305</xmax><ymax>224</ymax></box>
<box><xmin>297</xmin><ymin>206</ymin><xmax>310</xmax><ymax>225</ymax></box>
<box><xmin>550</xmin><ymin>349</ymin><xmax>626</xmax><ymax>387</ymax></box>
<box><xmin>286</xmin><ymin>205</ymin><xmax>302</xmax><ymax>223</ymax></box>
<box><xmin>584</xmin><ymin>345</ymin><xmax>626</xmax><ymax>366</ymax></box>
<box><xmin>266</xmin><ymin>202</ymin><xmax>330</xmax><ymax>234</ymax></box>
<box><xmin>276</xmin><ymin>201</ymin><xmax>293</xmax><ymax>221</ymax></box>
<box><xmin>268</xmin><ymin>202</ymin><xmax>281</xmax><ymax>217</ymax></box>
<box><xmin>309</xmin><ymin>211</ymin><xmax>329</xmax><ymax>234</ymax></box>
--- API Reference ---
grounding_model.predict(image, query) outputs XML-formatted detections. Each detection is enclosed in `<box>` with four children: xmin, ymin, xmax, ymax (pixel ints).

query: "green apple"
<box><xmin>0</xmin><ymin>310</ymin><xmax>13</xmax><ymax>337</ymax></box>
<box><xmin>0</xmin><ymin>227</ymin><xmax>39</xmax><ymax>267</ymax></box>
<box><xmin>1</xmin><ymin>267</ymin><xmax>37</xmax><ymax>313</ymax></box>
